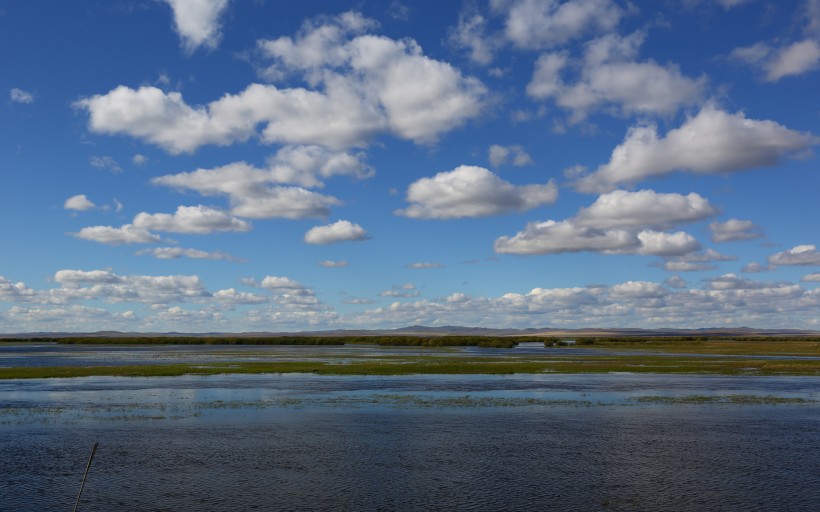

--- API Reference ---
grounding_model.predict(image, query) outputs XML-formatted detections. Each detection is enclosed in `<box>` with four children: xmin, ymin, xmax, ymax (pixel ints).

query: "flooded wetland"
<box><xmin>2</xmin><ymin>341</ymin><xmax>819</xmax><ymax>510</ymax></box>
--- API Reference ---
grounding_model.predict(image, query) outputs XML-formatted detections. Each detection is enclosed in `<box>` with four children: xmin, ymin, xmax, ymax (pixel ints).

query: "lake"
<box><xmin>1</xmin><ymin>344</ymin><xmax>819</xmax><ymax>510</ymax></box>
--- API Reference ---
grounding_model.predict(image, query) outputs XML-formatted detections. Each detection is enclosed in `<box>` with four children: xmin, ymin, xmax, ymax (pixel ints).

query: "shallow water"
<box><xmin>2</xmin><ymin>372</ymin><xmax>819</xmax><ymax>511</ymax></box>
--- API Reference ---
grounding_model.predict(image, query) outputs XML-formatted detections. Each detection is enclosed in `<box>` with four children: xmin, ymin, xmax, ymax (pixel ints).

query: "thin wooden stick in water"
<box><xmin>73</xmin><ymin>442</ymin><xmax>98</xmax><ymax>512</ymax></box>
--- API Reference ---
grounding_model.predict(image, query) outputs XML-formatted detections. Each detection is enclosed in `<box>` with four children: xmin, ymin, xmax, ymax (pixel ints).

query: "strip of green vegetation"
<box><xmin>2</xmin><ymin>354</ymin><xmax>819</xmax><ymax>379</ymax></box>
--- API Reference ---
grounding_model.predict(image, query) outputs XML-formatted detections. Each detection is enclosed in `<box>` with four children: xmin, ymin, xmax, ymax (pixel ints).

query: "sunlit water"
<box><xmin>1</xmin><ymin>344</ymin><xmax>819</xmax><ymax>511</ymax></box>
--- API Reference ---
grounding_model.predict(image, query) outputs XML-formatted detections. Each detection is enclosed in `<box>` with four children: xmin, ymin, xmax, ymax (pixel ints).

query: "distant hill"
<box><xmin>2</xmin><ymin>325</ymin><xmax>819</xmax><ymax>339</ymax></box>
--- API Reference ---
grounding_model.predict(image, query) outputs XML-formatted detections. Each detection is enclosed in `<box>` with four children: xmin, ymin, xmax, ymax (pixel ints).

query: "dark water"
<box><xmin>2</xmin><ymin>373</ymin><xmax>819</xmax><ymax>511</ymax></box>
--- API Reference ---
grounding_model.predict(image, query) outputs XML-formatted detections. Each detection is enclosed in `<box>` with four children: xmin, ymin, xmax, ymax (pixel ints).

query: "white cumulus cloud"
<box><xmin>153</xmin><ymin>158</ymin><xmax>343</xmax><ymax>219</ymax></box>
<box><xmin>304</xmin><ymin>220</ymin><xmax>370</xmax><ymax>245</ymax></box>
<box><xmin>396</xmin><ymin>165</ymin><xmax>557</xmax><ymax>219</ymax></box>
<box><xmin>136</xmin><ymin>247</ymin><xmax>240</xmax><ymax>261</ymax></box>
<box><xmin>74</xmin><ymin>225</ymin><xmax>161</xmax><ymax>245</ymax></box>
<box><xmin>76</xmin><ymin>13</ymin><xmax>486</xmax><ymax>154</ymax></box>
<box><xmin>163</xmin><ymin>0</ymin><xmax>230</xmax><ymax>52</ymax></box>
<box><xmin>64</xmin><ymin>194</ymin><xmax>96</xmax><ymax>211</ymax></box>
<box><xmin>768</xmin><ymin>244</ymin><xmax>820</xmax><ymax>266</ymax></box>
<box><xmin>494</xmin><ymin>189</ymin><xmax>708</xmax><ymax>256</ymax></box>
<box><xmin>575</xmin><ymin>107</ymin><xmax>817</xmax><ymax>193</ymax></box>
<box><xmin>493</xmin><ymin>0</ymin><xmax>624</xmax><ymax>50</ymax></box>
<box><xmin>10</xmin><ymin>88</ymin><xmax>34</xmax><ymax>103</ymax></box>
<box><xmin>710</xmin><ymin>219</ymin><xmax>764</xmax><ymax>243</ymax></box>
<box><xmin>133</xmin><ymin>205</ymin><xmax>250</xmax><ymax>234</ymax></box>
<box><xmin>527</xmin><ymin>32</ymin><xmax>705</xmax><ymax>122</ymax></box>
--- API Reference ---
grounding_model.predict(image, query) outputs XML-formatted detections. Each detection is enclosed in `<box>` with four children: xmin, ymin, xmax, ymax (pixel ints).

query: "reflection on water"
<box><xmin>2</xmin><ymin>373</ymin><xmax>819</xmax><ymax>511</ymax></box>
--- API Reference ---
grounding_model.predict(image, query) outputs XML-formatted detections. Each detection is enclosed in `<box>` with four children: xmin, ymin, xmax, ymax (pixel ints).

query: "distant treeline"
<box><xmin>42</xmin><ymin>335</ymin><xmax>523</xmax><ymax>347</ymax></box>
<box><xmin>365</xmin><ymin>336</ymin><xmax>525</xmax><ymax>348</ymax></box>
<box><xmin>52</xmin><ymin>336</ymin><xmax>345</xmax><ymax>345</ymax></box>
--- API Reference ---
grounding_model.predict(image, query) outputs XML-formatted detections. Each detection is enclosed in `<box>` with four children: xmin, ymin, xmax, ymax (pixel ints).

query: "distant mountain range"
<box><xmin>3</xmin><ymin>325</ymin><xmax>819</xmax><ymax>338</ymax></box>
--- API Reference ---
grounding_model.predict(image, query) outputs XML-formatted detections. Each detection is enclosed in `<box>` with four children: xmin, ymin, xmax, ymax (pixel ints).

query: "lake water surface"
<box><xmin>1</xmin><ymin>344</ymin><xmax>819</xmax><ymax>511</ymax></box>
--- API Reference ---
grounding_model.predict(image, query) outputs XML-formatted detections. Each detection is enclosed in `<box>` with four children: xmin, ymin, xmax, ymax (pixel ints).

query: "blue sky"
<box><xmin>1</xmin><ymin>0</ymin><xmax>819</xmax><ymax>332</ymax></box>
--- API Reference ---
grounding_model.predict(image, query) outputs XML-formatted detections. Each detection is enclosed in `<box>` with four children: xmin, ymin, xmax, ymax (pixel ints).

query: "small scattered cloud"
<box><xmin>448</xmin><ymin>11</ymin><xmax>497</xmax><ymax>65</ymax></box>
<box><xmin>90</xmin><ymin>155</ymin><xmax>122</xmax><ymax>174</ymax></box>
<box><xmin>304</xmin><ymin>220</ymin><xmax>370</xmax><ymax>245</ymax></box>
<box><xmin>405</xmin><ymin>262</ymin><xmax>444</xmax><ymax>269</ymax></box>
<box><xmin>661</xmin><ymin>248</ymin><xmax>735</xmax><ymax>272</ymax></box>
<box><xmin>488</xmin><ymin>144</ymin><xmax>533</xmax><ymax>167</ymax></box>
<box><xmin>381</xmin><ymin>283</ymin><xmax>419</xmax><ymax>298</ymax></box>
<box><xmin>133</xmin><ymin>154</ymin><xmax>148</xmax><ymax>166</ymax></box>
<box><xmin>729</xmin><ymin>3</ymin><xmax>820</xmax><ymax>82</ymax></box>
<box><xmin>388</xmin><ymin>0</ymin><xmax>411</xmax><ymax>20</ymax></box>
<box><xmin>136</xmin><ymin>247</ymin><xmax>241</xmax><ymax>261</ymax></box>
<box><xmin>10</xmin><ymin>88</ymin><xmax>34</xmax><ymax>104</ymax></box>
<box><xmin>343</xmin><ymin>297</ymin><xmax>377</xmax><ymax>305</ymax></box>
<box><xmin>710</xmin><ymin>219</ymin><xmax>764</xmax><ymax>243</ymax></box>
<box><xmin>730</xmin><ymin>40</ymin><xmax>820</xmax><ymax>82</ymax></box>
<box><xmin>74</xmin><ymin>225</ymin><xmax>161</xmax><ymax>245</ymax></box>
<box><xmin>318</xmin><ymin>260</ymin><xmax>349</xmax><ymax>268</ymax></box>
<box><xmin>396</xmin><ymin>165</ymin><xmax>557</xmax><ymax>219</ymax></box>
<box><xmin>802</xmin><ymin>273</ymin><xmax>820</xmax><ymax>282</ymax></box>
<box><xmin>64</xmin><ymin>194</ymin><xmax>96</xmax><ymax>211</ymax></box>
<box><xmin>768</xmin><ymin>244</ymin><xmax>820</xmax><ymax>266</ymax></box>
<box><xmin>742</xmin><ymin>262</ymin><xmax>774</xmax><ymax>273</ymax></box>
<box><xmin>664</xmin><ymin>275</ymin><xmax>687</xmax><ymax>288</ymax></box>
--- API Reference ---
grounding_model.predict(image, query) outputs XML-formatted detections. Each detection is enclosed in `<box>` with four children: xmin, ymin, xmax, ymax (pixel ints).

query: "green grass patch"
<box><xmin>2</xmin><ymin>353</ymin><xmax>819</xmax><ymax>379</ymax></box>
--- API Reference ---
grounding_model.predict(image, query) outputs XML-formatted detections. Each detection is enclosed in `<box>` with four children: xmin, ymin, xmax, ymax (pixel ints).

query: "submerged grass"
<box><xmin>2</xmin><ymin>353</ymin><xmax>819</xmax><ymax>379</ymax></box>
<box><xmin>633</xmin><ymin>395</ymin><xmax>816</xmax><ymax>405</ymax></box>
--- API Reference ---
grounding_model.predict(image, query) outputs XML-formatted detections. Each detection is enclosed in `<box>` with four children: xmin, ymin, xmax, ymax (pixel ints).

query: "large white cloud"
<box><xmin>163</xmin><ymin>0</ymin><xmax>230</xmax><ymax>52</ymax></box>
<box><xmin>495</xmin><ymin>189</ymin><xmax>709</xmax><ymax>256</ymax></box>
<box><xmin>527</xmin><ymin>32</ymin><xmax>705</xmax><ymax>121</ymax></box>
<box><xmin>575</xmin><ymin>107</ymin><xmax>817</xmax><ymax>193</ymax></box>
<box><xmin>304</xmin><ymin>220</ymin><xmax>369</xmax><ymax>244</ymax></box>
<box><xmin>77</xmin><ymin>13</ymin><xmax>486</xmax><ymax>153</ymax></box>
<box><xmin>133</xmin><ymin>205</ymin><xmax>250</xmax><ymax>234</ymax></box>
<box><xmin>260</xmin><ymin>15</ymin><xmax>488</xmax><ymax>144</ymax></box>
<box><xmin>396</xmin><ymin>165</ymin><xmax>557</xmax><ymax>219</ymax></box>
